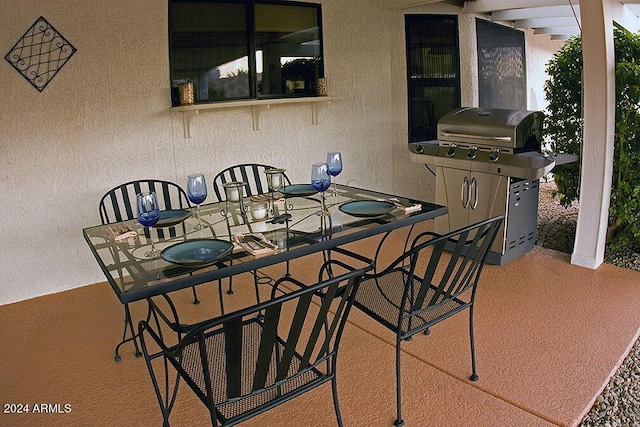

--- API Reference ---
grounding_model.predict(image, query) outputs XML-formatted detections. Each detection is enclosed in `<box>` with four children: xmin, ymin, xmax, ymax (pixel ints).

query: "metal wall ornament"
<box><xmin>5</xmin><ymin>16</ymin><xmax>77</xmax><ymax>92</ymax></box>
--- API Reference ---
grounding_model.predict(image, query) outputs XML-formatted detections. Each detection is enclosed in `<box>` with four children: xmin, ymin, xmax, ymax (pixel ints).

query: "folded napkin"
<box><xmin>233</xmin><ymin>233</ymin><xmax>278</xmax><ymax>256</ymax></box>
<box><xmin>106</xmin><ymin>224</ymin><xmax>138</xmax><ymax>242</ymax></box>
<box><xmin>388</xmin><ymin>198</ymin><xmax>422</xmax><ymax>214</ymax></box>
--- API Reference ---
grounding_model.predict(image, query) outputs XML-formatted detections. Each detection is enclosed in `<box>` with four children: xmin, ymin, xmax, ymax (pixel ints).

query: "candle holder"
<box><xmin>179</xmin><ymin>82</ymin><xmax>194</xmax><ymax>105</ymax></box>
<box><xmin>264</xmin><ymin>168</ymin><xmax>285</xmax><ymax>217</ymax></box>
<box><xmin>316</xmin><ymin>78</ymin><xmax>328</xmax><ymax>96</ymax></box>
<box><xmin>221</xmin><ymin>181</ymin><xmax>252</xmax><ymax>233</ymax></box>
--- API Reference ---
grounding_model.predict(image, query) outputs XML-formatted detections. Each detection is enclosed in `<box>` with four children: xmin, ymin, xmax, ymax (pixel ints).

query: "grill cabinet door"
<box><xmin>435</xmin><ymin>166</ymin><xmax>508</xmax><ymax>254</ymax></box>
<box><xmin>468</xmin><ymin>172</ymin><xmax>508</xmax><ymax>254</ymax></box>
<box><xmin>435</xmin><ymin>166</ymin><xmax>470</xmax><ymax>234</ymax></box>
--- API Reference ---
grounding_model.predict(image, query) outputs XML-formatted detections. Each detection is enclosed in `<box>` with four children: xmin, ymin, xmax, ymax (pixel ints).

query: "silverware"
<box><xmin>243</xmin><ymin>234</ymin><xmax>277</xmax><ymax>250</ymax></box>
<box><xmin>389</xmin><ymin>198</ymin><xmax>413</xmax><ymax>208</ymax></box>
<box><xmin>242</xmin><ymin>235</ymin><xmax>261</xmax><ymax>250</ymax></box>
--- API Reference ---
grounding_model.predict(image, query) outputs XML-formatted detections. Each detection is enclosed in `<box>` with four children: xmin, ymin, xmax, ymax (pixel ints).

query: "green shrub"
<box><xmin>544</xmin><ymin>27</ymin><xmax>640</xmax><ymax>247</ymax></box>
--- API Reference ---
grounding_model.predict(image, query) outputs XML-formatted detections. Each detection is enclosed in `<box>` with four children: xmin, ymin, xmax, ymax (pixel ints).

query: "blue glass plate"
<box><xmin>156</xmin><ymin>210</ymin><xmax>191</xmax><ymax>228</ymax></box>
<box><xmin>161</xmin><ymin>239</ymin><xmax>233</xmax><ymax>267</ymax></box>
<box><xmin>339</xmin><ymin>200</ymin><xmax>395</xmax><ymax>218</ymax></box>
<box><xmin>281</xmin><ymin>184</ymin><xmax>318</xmax><ymax>197</ymax></box>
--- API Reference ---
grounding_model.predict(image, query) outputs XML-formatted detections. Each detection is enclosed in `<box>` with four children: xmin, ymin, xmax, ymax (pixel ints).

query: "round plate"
<box><xmin>338</xmin><ymin>200</ymin><xmax>396</xmax><ymax>218</ymax></box>
<box><xmin>161</xmin><ymin>239</ymin><xmax>233</xmax><ymax>267</ymax></box>
<box><xmin>156</xmin><ymin>210</ymin><xmax>191</xmax><ymax>228</ymax></box>
<box><xmin>281</xmin><ymin>184</ymin><xmax>318</xmax><ymax>197</ymax></box>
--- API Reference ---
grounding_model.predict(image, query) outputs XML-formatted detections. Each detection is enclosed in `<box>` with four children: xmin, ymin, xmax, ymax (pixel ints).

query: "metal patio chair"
<box><xmin>212</xmin><ymin>163</ymin><xmax>292</xmax><ymax>295</ymax></box>
<box><xmin>138</xmin><ymin>257</ymin><xmax>370</xmax><ymax>427</ymax></box>
<box><xmin>352</xmin><ymin>216</ymin><xmax>504</xmax><ymax>426</ymax></box>
<box><xmin>98</xmin><ymin>179</ymin><xmax>199</xmax><ymax>361</ymax></box>
<box><xmin>211</xmin><ymin>163</ymin><xmax>292</xmax><ymax>202</ymax></box>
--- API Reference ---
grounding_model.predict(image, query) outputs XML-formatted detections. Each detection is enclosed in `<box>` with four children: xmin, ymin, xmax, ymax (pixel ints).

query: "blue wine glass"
<box><xmin>311</xmin><ymin>163</ymin><xmax>331</xmax><ymax>221</ymax></box>
<box><xmin>326</xmin><ymin>152</ymin><xmax>342</xmax><ymax>196</ymax></box>
<box><xmin>312</xmin><ymin>162</ymin><xmax>331</xmax><ymax>193</ymax></box>
<box><xmin>187</xmin><ymin>174</ymin><xmax>207</xmax><ymax>229</ymax></box>
<box><xmin>136</xmin><ymin>191</ymin><xmax>160</xmax><ymax>258</ymax></box>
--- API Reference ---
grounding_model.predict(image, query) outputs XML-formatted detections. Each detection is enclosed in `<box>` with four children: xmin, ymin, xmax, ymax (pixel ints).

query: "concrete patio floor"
<box><xmin>2</xmin><ymin>224</ymin><xmax>640</xmax><ymax>427</ymax></box>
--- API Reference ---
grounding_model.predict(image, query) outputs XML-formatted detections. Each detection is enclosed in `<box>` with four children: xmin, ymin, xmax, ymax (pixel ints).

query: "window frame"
<box><xmin>169</xmin><ymin>0</ymin><xmax>325</xmax><ymax>106</ymax></box>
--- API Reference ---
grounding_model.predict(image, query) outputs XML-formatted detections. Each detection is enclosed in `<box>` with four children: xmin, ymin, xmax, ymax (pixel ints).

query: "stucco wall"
<box><xmin>0</xmin><ymin>1</ymin><xmax>562</xmax><ymax>305</ymax></box>
<box><xmin>0</xmin><ymin>0</ymin><xmax>395</xmax><ymax>305</ymax></box>
<box><xmin>526</xmin><ymin>29</ymin><xmax>567</xmax><ymax>111</ymax></box>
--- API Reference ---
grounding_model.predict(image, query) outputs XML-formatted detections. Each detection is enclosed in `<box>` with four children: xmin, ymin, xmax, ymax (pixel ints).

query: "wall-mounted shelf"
<box><xmin>171</xmin><ymin>96</ymin><xmax>341</xmax><ymax>138</ymax></box>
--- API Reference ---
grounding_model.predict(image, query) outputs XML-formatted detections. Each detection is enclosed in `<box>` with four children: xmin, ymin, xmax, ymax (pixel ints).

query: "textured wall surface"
<box><xmin>0</xmin><ymin>0</ymin><xmax>561</xmax><ymax>305</ymax></box>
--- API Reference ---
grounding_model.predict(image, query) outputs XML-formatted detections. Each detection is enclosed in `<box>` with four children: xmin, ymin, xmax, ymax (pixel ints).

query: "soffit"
<box><xmin>384</xmin><ymin>0</ymin><xmax>640</xmax><ymax>41</ymax></box>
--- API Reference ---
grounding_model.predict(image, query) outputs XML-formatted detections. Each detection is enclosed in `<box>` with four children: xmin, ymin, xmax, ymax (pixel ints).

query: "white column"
<box><xmin>571</xmin><ymin>0</ymin><xmax>615</xmax><ymax>269</ymax></box>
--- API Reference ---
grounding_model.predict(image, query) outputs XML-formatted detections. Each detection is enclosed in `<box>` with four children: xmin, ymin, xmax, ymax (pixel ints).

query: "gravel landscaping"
<box><xmin>536</xmin><ymin>180</ymin><xmax>640</xmax><ymax>426</ymax></box>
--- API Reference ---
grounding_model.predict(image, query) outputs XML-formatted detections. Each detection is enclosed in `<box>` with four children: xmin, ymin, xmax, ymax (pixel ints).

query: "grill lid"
<box><xmin>437</xmin><ymin>107</ymin><xmax>545</xmax><ymax>152</ymax></box>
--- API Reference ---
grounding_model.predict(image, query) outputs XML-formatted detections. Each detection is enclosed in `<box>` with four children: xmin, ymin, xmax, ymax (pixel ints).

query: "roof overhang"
<box><xmin>384</xmin><ymin>0</ymin><xmax>640</xmax><ymax>40</ymax></box>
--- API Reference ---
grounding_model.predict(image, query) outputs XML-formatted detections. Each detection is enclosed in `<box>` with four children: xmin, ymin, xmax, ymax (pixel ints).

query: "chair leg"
<box><xmin>191</xmin><ymin>286</ymin><xmax>200</xmax><ymax>304</ymax></box>
<box><xmin>217</xmin><ymin>280</ymin><xmax>225</xmax><ymax>315</ymax></box>
<box><xmin>139</xmin><ymin>326</ymin><xmax>179</xmax><ymax>427</ymax></box>
<box><xmin>253</xmin><ymin>270</ymin><xmax>261</xmax><ymax>305</ymax></box>
<box><xmin>226</xmin><ymin>277</ymin><xmax>234</xmax><ymax>294</ymax></box>
<box><xmin>469</xmin><ymin>306</ymin><xmax>479</xmax><ymax>381</ymax></box>
<box><xmin>114</xmin><ymin>303</ymin><xmax>142</xmax><ymax>361</ymax></box>
<box><xmin>394</xmin><ymin>338</ymin><xmax>405</xmax><ymax>427</ymax></box>
<box><xmin>331</xmin><ymin>375</ymin><xmax>344</xmax><ymax>427</ymax></box>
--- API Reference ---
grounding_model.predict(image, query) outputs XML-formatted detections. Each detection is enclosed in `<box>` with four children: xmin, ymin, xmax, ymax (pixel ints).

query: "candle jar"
<box><xmin>223</xmin><ymin>181</ymin><xmax>245</xmax><ymax>202</ymax></box>
<box><xmin>178</xmin><ymin>82</ymin><xmax>194</xmax><ymax>105</ymax></box>
<box><xmin>250</xmin><ymin>203</ymin><xmax>268</xmax><ymax>221</ymax></box>
<box><xmin>264</xmin><ymin>168</ymin><xmax>286</xmax><ymax>192</ymax></box>
<box><xmin>316</xmin><ymin>78</ymin><xmax>328</xmax><ymax>96</ymax></box>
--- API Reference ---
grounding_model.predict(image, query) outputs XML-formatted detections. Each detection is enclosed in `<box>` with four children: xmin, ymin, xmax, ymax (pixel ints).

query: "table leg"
<box><xmin>114</xmin><ymin>303</ymin><xmax>142</xmax><ymax>362</ymax></box>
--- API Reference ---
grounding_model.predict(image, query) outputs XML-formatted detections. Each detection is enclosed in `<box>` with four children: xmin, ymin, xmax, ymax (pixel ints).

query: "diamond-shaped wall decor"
<box><xmin>5</xmin><ymin>16</ymin><xmax>77</xmax><ymax>92</ymax></box>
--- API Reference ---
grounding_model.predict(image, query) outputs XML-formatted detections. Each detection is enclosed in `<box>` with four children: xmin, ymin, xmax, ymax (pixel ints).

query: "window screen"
<box><xmin>405</xmin><ymin>15</ymin><xmax>460</xmax><ymax>142</ymax></box>
<box><xmin>476</xmin><ymin>19</ymin><xmax>526</xmax><ymax>110</ymax></box>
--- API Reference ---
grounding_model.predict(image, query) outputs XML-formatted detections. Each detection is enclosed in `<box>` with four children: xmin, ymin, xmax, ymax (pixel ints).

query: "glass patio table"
<box><xmin>83</xmin><ymin>184</ymin><xmax>446</xmax><ymax>360</ymax></box>
<box><xmin>83</xmin><ymin>184</ymin><xmax>447</xmax><ymax>305</ymax></box>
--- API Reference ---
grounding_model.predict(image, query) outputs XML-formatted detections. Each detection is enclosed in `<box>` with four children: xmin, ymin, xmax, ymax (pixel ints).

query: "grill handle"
<box><xmin>440</xmin><ymin>131</ymin><xmax>512</xmax><ymax>143</ymax></box>
<box><xmin>462</xmin><ymin>176</ymin><xmax>470</xmax><ymax>208</ymax></box>
<box><xmin>470</xmin><ymin>177</ymin><xmax>478</xmax><ymax>209</ymax></box>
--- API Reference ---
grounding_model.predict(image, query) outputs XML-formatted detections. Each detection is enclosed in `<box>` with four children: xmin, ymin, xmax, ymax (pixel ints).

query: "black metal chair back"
<box><xmin>211</xmin><ymin>163</ymin><xmax>291</xmax><ymax>201</ymax></box>
<box><xmin>99</xmin><ymin>179</ymin><xmax>191</xmax><ymax>226</ymax></box>
<box><xmin>352</xmin><ymin>215</ymin><xmax>504</xmax><ymax>426</ymax></box>
<box><xmin>139</xmin><ymin>262</ymin><xmax>368</xmax><ymax>427</ymax></box>
<box><xmin>98</xmin><ymin>179</ymin><xmax>196</xmax><ymax>361</ymax></box>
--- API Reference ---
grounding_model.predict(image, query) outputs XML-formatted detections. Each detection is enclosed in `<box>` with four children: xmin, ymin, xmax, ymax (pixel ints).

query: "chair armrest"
<box><xmin>270</xmin><ymin>247</ymin><xmax>372</xmax><ymax>300</ymax></box>
<box><xmin>145</xmin><ymin>293</ymin><xmax>192</xmax><ymax>334</ymax></box>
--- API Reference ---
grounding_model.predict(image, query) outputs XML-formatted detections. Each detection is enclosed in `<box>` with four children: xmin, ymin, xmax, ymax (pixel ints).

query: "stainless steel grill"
<box><xmin>410</xmin><ymin>107</ymin><xmax>557</xmax><ymax>265</ymax></box>
<box><xmin>410</xmin><ymin>107</ymin><xmax>556</xmax><ymax>180</ymax></box>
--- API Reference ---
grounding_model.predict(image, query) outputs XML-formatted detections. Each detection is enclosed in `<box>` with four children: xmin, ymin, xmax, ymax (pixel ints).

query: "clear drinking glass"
<box><xmin>136</xmin><ymin>191</ymin><xmax>160</xmax><ymax>258</ymax></box>
<box><xmin>187</xmin><ymin>174</ymin><xmax>207</xmax><ymax>230</ymax></box>
<box><xmin>326</xmin><ymin>152</ymin><xmax>343</xmax><ymax>196</ymax></box>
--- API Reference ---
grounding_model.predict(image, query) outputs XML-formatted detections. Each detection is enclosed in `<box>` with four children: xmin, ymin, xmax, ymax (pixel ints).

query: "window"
<box><xmin>476</xmin><ymin>19</ymin><xmax>526</xmax><ymax>110</ymax></box>
<box><xmin>405</xmin><ymin>15</ymin><xmax>461</xmax><ymax>142</ymax></box>
<box><xmin>169</xmin><ymin>0</ymin><xmax>324</xmax><ymax>106</ymax></box>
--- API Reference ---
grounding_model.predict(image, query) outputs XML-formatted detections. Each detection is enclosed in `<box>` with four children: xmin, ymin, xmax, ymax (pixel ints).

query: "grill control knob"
<box><xmin>414</xmin><ymin>144</ymin><xmax>424</xmax><ymax>154</ymax></box>
<box><xmin>446</xmin><ymin>144</ymin><xmax>457</xmax><ymax>157</ymax></box>
<box><xmin>467</xmin><ymin>145</ymin><xmax>478</xmax><ymax>160</ymax></box>
<box><xmin>489</xmin><ymin>148</ymin><xmax>500</xmax><ymax>162</ymax></box>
